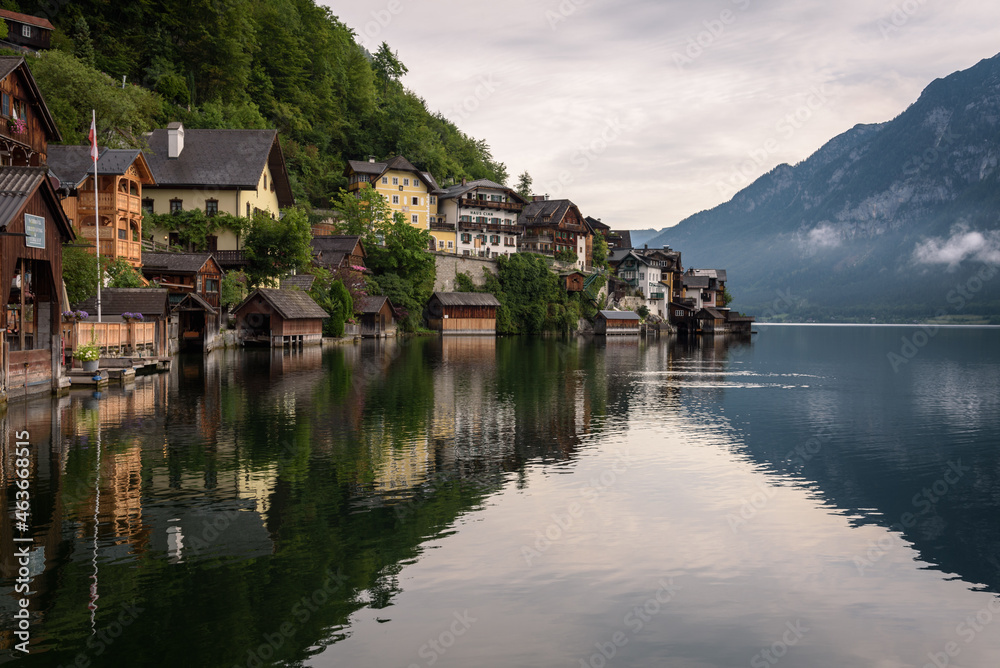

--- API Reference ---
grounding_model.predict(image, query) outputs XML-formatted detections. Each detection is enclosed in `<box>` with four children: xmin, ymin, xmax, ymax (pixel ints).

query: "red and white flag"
<box><xmin>88</xmin><ymin>111</ymin><xmax>98</xmax><ymax>162</ymax></box>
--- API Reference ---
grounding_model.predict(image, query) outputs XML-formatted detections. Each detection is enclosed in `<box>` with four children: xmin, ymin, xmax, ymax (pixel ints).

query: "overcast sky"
<box><xmin>322</xmin><ymin>0</ymin><xmax>1000</xmax><ymax>230</ymax></box>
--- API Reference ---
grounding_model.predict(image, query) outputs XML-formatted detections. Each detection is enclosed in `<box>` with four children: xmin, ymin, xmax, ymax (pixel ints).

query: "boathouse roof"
<box><xmin>237</xmin><ymin>288</ymin><xmax>328</xmax><ymax>320</ymax></box>
<box><xmin>280</xmin><ymin>274</ymin><xmax>316</xmax><ymax>291</ymax></box>
<box><xmin>598</xmin><ymin>310</ymin><xmax>641</xmax><ymax>321</ymax></box>
<box><xmin>141</xmin><ymin>252</ymin><xmax>216</xmax><ymax>275</ymax></box>
<box><xmin>357</xmin><ymin>295</ymin><xmax>394</xmax><ymax>314</ymax></box>
<box><xmin>74</xmin><ymin>288</ymin><xmax>170</xmax><ymax>317</ymax></box>
<box><xmin>430</xmin><ymin>292</ymin><xmax>501</xmax><ymax>307</ymax></box>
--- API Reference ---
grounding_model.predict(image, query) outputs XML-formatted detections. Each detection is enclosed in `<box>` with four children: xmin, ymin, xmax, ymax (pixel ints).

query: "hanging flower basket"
<box><xmin>121</xmin><ymin>312</ymin><xmax>144</xmax><ymax>323</ymax></box>
<box><xmin>62</xmin><ymin>310</ymin><xmax>88</xmax><ymax>322</ymax></box>
<box><xmin>7</xmin><ymin>118</ymin><xmax>26</xmax><ymax>135</ymax></box>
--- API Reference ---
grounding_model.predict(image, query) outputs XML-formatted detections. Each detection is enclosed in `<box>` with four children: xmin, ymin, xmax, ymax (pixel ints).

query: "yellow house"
<box><xmin>142</xmin><ymin>123</ymin><xmax>294</xmax><ymax>254</ymax></box>
<box><xmin>345</xmin><ymin>156</ymin><xmax>454</xmax><ymax>252</ymax></box>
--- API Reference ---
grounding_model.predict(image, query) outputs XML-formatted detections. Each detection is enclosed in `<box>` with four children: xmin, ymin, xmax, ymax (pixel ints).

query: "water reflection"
<box><xmin>1</xmin><ymin>330</ymin><xmax>999</xmax><ymax>666</ymax></box>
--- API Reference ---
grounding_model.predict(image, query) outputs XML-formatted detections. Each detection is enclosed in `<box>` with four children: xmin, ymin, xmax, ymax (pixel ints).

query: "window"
<box><xmin>206</xmin><ymin>279</ymin><xmax>219</xmax><ymax>293</ymax></box>
<box><xmin>170</xmin><ymin>199</ymin><xmax>183</xmax><ymax>214</ymax></box>
<box><xmin>411</xmin><ymin>214</ymin><xmax>419</xmax><ymax>224</ymax></box>
<box><xmin>414</xmin><ymin>178</ymin><xmax>421</xmax><ymax>187</ymax></box>
<box><xmin>22</xmin><ymin>25</ymin><xmax>30</xmax><ymax>38</ymax></box>
<box><xmin>118</xmin><ymin>228</ymin><xmax>127</xmax><ymax>240</ymax></box>
<box><xmin>382</xmin><ymin>177</ymin><xmax>388</xmax><ymax>184</ymax></box>
<box><xmin>1</xmin><ymin>92</ymin><xmax>8</xmax><ymax>117</ymax></box>
<box><xmin>460</xmin><ymin>215</ymin><xmax>471</xmax><ymax>223</ymax></box>
<box><xmin>463</xmin><ymin>250</ymin><xmax>470</xmax><ymax>256</ymax></box>
<box><xmin>403</xmin><ymin>178</ymin><xmax>409</xmax><ymax>186</ymax></box>
<box><xmin>461</xmin><ymin>233</ymin><xmax>471</xmax><ymax>243</ymax></box>
<box><xmin>505</xmin><ymin>237</ymin><xmax>515</xmax><ymax>246</ymax></box>
<box><xmin>447</xmin><ymin>241</ymin><xmax>453</xmax><ymax>248</ymax></box>
<box><xmin>205</xmin><ymin>199</ymin><xmax>218</xmax><ymax>216</ymax></box>
<box><xmin>141</xmin><ymin>198</ymin><xmax>154</xmax><ymax>213</ymax></box>
<box><xmin>196</xmin><ymin>276</ymin><xmax>203</xmax><ymax>292</ymax></box>
<box><xmin>490</xmin><ymin>235</ymin><xmax>500</xmax><ymax>244</ymax></box>
<box><xmin>264</xmin><ymin>174</ymin><xmax>268</xmax><ymax>190</ymax></box>
<box><xmin>430</xmin><ymin>196</ymin><xmax>436</xmax><ymax>205</ymax></box>
<box><xmin>246</xmin><ymin>202</ymin><xmax>251</xmax><ymax>217</ymax></box>
<box><xmin>412</xmin><ymin>197</ymin><xmax>419</xmax><ymax>206</ymax></box>
<box><xmin>438</xmin><ymin>240</ymin><xmax>445</xmax><ymax>248</ymax></box>
<box><xmin>392</xmin><ymin>177</ymin><xmax>399</xmax><ymax>185</ymax></box>
<box><xmin>392</xmin><ymin>195</ymin><xmax>399</xmax><ymax>204</ymax></box>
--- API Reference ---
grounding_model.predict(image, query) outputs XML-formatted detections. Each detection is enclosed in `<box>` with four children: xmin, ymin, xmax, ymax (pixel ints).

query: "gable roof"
<box><xmin>585</xmin><ymin>216</ymin><xmax>610</xmax><ymax>233</ymax></box>
<box><xmin>698</xmin><ymin>308</ymin><xmax>727</xmax><ymax>320</ymax></box>
<box><xmin>280</xmin><ymin>274</ymin><xmax>316</xmax><ymax>291</ymax></box>
<box><xmin>599</xmin><ymin>310</ymin><xmax>641</xmax><ymax>321</ymax></box>
<box><xmin>74</xmin><ymin>288</ymin><xmax>170</xmax><ymax>317</ymax></box>
<box><xmin>171</xmin><ymin>292</ymin><xmax>218</xmax><ymax>314</ymax></box>
<box><xmin>357</xmin><ymin>295</ymin><xmax>394</xmax><ymax>314</ymax></box>
<box><xmin>236</xmin><ymin>288</ymin><xmax>328</xmax><ymax>320</ymax></box>
<box><xmin>0</xmin><ymin>166</ymin><xmax>74</xmax><ymax>239</ymax></box>
<box><xmin>310</xmin><ymin>235</ymin><xmax>364</xmax><ymax>269</ymax></box>
<box><xmin>608</xmin><ymin>230</ymin><xmax>632</xmax><ymax>248</ymax></box>
<box><xmin>0</xmin><ymin>9</ymin><xmax>54</xmax><ymax>30</ymax></box>
<box><xmin>141</xmin><ymin>252</ymin><xmax>215</xmax><ymax>275</ymax></box>
<box><xmin>430</xmin><ymin>292</ymin><xmax>501</xmax><ymax>307</ymax></box>
<box><xmin>0</xmin><ymin>57</ymin><xmax>60</xmax><ymax>141</ymax></box>
<box><xmin>682</xmin><ymin>275</ymin><xmax>711</xmax><ymax>289</ymax></box>
<box><xmin>692</xmin><ymin>269</ymin><xmax>727</xmax><ymax>282</ymax></box>
<box><xmin>438</xmin><ymin>179</ymin><xmax>526</xmax><ymax>203</ymax></box>
<box><xmin>520</xmin><ymin>199</ymin><xmax>586</xmax><ymax>229</ymax></box>
<box><xmin>144</xmin><ymin>126</ymin><xmax>293</xmax><ymax>207</ymax></box>
<box><xmin>345</xmin><ymin>156</ymin><xmax>441</xmax><ymax>193</ymax></box>
<box><xmin>49</xmin><ymin>146</ymin><xmax>155</xmax><ymax>190</ymax></box>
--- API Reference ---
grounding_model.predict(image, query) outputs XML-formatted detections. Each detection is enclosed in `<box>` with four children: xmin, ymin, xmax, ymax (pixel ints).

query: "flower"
<box><xmin>121</xmin><ymin>312</ymin><xmax>144</xmax><ymax>322</ymax></box>
<box><xmin>62</xmin><ymin>310</ymin><xmax>88</xmax><ymax>321</ymax></box>
<box><xmin>74</xmin><ymin>342</ymin><xmax>100</xmax><ymax>362</ymax></box>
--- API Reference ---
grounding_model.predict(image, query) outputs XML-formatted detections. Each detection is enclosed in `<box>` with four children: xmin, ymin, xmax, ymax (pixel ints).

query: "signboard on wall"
<box><xmin>24</xmin><ymin>214</ymin><xmax>45</xmax><ymax>249</ymax></box>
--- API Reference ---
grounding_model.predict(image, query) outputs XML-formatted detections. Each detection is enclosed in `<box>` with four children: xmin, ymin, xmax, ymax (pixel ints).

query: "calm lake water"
<box><xmin>3</xmin><ymin>325</ymin><xmax>1000</xmax><ymax>667</ymax></box>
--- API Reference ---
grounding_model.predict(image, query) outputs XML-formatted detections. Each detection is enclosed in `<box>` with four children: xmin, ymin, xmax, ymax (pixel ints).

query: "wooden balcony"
<box><xmin>462</xmin><ymin>198</ymin><xmax>523</xmax><ymax>212</ymax></box>
<box><xmin>486</xmin><ymin>222</ymin><xmax>524</xmax><ymax>234</ymax></box>
<box><xmin>78</xmin><ymin>192</ymin><xmax>142</xmax><ymax>215</ymax></box>
<box><xmin>213</xmin><ymin>250</ymin><xmax>247</xmax><ymax>268</ymax></box>
<box><xmin>458</xmin><ymin>220</ymin><xmax>486</xmax><ymax>231</ymax></box>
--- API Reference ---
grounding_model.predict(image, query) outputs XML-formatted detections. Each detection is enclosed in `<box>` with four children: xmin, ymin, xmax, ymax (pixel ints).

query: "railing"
<box><xmin>116</xmin><ymin>240</ymin><xmax>142</xmax><ymax>262</ymax></box>
<box><xmin>116</xmin><ymin>193</ymin><xmax>141</xmax><ymax>214</ymax></box>
<box><xmin>458</xmin><ymin>220</ymin><xmax>486</xmax><ymax>231</ymax></box>
<box><xmin>462</xmin><ymin>198</ymin><xmax>523</xmax><ymax>212</ymax></box>
<box><xmin>485</xmin><ymin>222</ymin><xmax>524</xmax><ymax>234</ymax></box>
<box><xmin>142</xmin><ymin>238</ymin><xmax>170</xmax><ymax>253</ymax></box>
<box><xmin>213</xmin><ymin>250</ymin><xmax>247</xmax><ymax>267</ymax></box>
<box><xmin>430</xmin><ymin>222</ymin><xmax>454</xmax><ymax>232</ymax></box>
<box><xmin>68</xmin><ymin>321</ymin><xmax>156</xmax><ymax>354</ymax></box>
<box><xmin>78</xmin><ymin>192</ymin><xmax>115</xmax><ymax>211</ymax></box>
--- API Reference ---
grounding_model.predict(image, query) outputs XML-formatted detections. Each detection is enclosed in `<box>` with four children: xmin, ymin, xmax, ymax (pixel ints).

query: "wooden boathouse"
<box><xmin>594</xmin><ymin>310</ymin><xmax>641</xmax><ymax>336</ymax></box>
<box><xmin>427</xmin><ymin>292</ymin><xmax>500</xmax><ymax>335</ymax></box>
<box><xmin>357</xmin><ymin>295</ymin><xmax>397</xmax><ymax>338</ymax></box>
<box><xmin>232</xmin><ymin>288</ymin><xmax>327</xmax><ymax>347</ymax></box>
<box><xmin>72</xmin><ymin>288</ymin><xmax>172</xmax><ymax>357</ymax></box>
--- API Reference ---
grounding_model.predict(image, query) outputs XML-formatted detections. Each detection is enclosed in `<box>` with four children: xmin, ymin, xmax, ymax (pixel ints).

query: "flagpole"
<box><xmin>92</xmin><ymin>110</ymin><xmax>101</xmax><ymax>323</ymax></box>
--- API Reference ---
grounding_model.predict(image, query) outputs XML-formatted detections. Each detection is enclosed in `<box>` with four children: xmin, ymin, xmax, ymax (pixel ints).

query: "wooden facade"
<box><xmin>358</xmin><ymin>296</ymin><xmax>397</xmax><ymax>338</ymax></box>
<box><xmin>562</xmin><ymin>271</ymin><xmax>585</xmax><ymax>292</ymax></box>
<box><xmin>0</xmin><ymin>10</ymin><xmax>53</xmax><ymax>51</ymax></box>
<box><xmin>427</xmin><ymin>292</ymin><xmax>500</xmax><ymax>335</ymax></box>
<box><xmin>594</xmin><ymin>310</ymin><xmax>641</xmax><ymax>336</ymax></box>
<box><xmin>0</xmin><ymin>57</ymin><xmax>60</xmax><ymax>167</ymax></box>
<box><xmin>233</xmin><ymin>288</ymin><xmax>327</xmax><ymax>347</ymax></box>
<box><xmin>141</xmin><ymin>253</ymin><xmax>223</xmax><ymax>309</ymax></box>
<box><xmin>0</xmin><ymin>167</ymin><xmax>75</xmax><ymax>398</ymax></box>
<box><xmin>53</xmin><ymin>149</ymin><xmax>155</xmax><ymax>268</ymax></box>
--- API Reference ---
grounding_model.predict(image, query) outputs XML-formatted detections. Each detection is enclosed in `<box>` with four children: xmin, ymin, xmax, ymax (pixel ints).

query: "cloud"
<box><xmin>797</xmin><ymin>224</ymin><xmax>842</xmax><ymax>255</ymax></box>
<box><xmin>913</xmin><ymin>224</ymin><xmax>1000</xmax><ymax>270</ymax></box>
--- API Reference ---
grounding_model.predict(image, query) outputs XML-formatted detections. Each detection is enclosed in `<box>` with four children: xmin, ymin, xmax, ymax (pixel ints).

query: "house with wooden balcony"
<box><xmin>0</xmin><ymin>56</ymin><xmax>61</xmax><ymax>167</ymax></box>
<box><xmin>518</xmin><ymin>197</ymin><xmax>593</xmax><ymax>271</ymax></box>
<box><xmin>345</xmin><ymin>155</ymin><xmax>443</xmax><ymax>240</ymax></box>
<box><xmin>310</xmin><ymin>235</ymin><xmax>366</xmax><ymax>271</ymax></box>
<box><xmin>140</xmin><ymin>252</ymin><xmax>222</xmax><ymax>308</ymax></box>
<box><xmin>142</xmin><ymin>123</ymin><xmax>294</xmax><ymax>254</ymax></box>
<box><xmin>49</xmin><ymin>146</ymin><xmax>155</xmax><ymax>267</ymax></box>
<box><xmin>437</xmin><ymin>179</ymin><xmax>526</xmax><ymax>258</ymax></box>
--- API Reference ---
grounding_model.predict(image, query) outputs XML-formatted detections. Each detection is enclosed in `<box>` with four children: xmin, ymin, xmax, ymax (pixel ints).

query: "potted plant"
<box><xmin>121</xmin><ymin>312</ymin><xmax>144</xmax><ymax>323</ymax></box>
<box><xmin>62</xmin><ymin>310</ymin><xmax>88</xmax><ymax>322</ymax></box>
<box><xmin>74</xmin><ymin>341</ymin><xmax>101</xmax><ymax>373</ymax></box>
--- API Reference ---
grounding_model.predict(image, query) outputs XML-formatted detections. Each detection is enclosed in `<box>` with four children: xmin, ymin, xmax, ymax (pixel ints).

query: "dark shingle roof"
<box><xmin>682</xmin><ymin>275</ymin><xmax>711</xmax><ymax>289</ymax></box>
<box><xmin>141</xmin><ymin>252</ymin><xmax>214</xmax><ymax>275</ymax></box>
<box><xmin>700</xmin><ymin>308</ymin><xmax>726</xmax><ymax>320</ymax></box>
<box><xmin>280</xmin><ymin>274</ymin><xmax>316</xmax><ymax>291</ymax></box>
<box><xmin>357</xmin><ymin>295</ymin><xmax>391</xmax><ymax>314</ymax></box>
<box><xmin>610</xmin><ymin>230</ymin><xmax>632</xmax><ymax>248</ymax></box>
<box><xmin>345</xmin><ymin>156</ymin><xmax>441</xmax><ymax>192</ymax></box>
<box><xmin>172</xmin><ymin>292</ymin><xmax>218</xmax><ymax>314</ymax></box>
<box><xmin>239</xmin><ymin>288</ymin><xmax>328</xmax><ymax>320</ymax></box>
<box><xmin>599</xmin><ymin>310</ymin><xmax>641</xmax><ymax>321</ymax></box>
<box><xmin>438</xmin><ymin>179</ymin><xmax>525</xmax><ymax>203</ymax></box>
<box><xmin>431</xmin><ymin>292</ymin><xmax>501</xmax><ymax>307</ymax></box>
<box><xmin>49</xmin><ymin>146</ymin><xmax>149</xmax><ymax>189</ymax></box>
<box><xmin>310</xmin><ymin>235</ymin><xmax>363</xmax><ymax>269</ymax></box>
<box><xmin>585</xmin><ymin>216</ymin><xmax>610</xmax><ymax>232</ymax></box>
<box><xmin>692</xmin><ymin>269</ymin><xmax>727</xmax><ymax>282</ymax></box>
<box><xmin>0</xmin><ymin>166</ymin><xmax>73</xmax><ymax>239</ymax></box>
<box><xmin>144</xmin><ymin>126</ymin><xmax>293</xmax><ymax>206</ymax></box>
<box><xmin>73</xmin><ymin>288</ymin><xmax>170</xmax><ymax>317</ymax></box>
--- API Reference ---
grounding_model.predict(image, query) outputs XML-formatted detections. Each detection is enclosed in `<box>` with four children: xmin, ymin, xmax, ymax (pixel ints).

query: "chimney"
<box><xmin>461</xmin><ymin>177</ymin><xmax>467</xmax><ymax>186</ymax></box>
<box><xmin>368</xmin><ymin>155</ymin><xmax>376</xmax><ymax>163</ymax></box>
<box><xmin>167</xmin><ymin>122</ymin><xmax>184</xmax><ymax>159</ymax></box>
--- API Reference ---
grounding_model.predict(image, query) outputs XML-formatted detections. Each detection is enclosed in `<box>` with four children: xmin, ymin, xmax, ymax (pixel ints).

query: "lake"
<box><xmin>2</xmin><ymin>325</ymin><xmax>1000</xmax><ymax>667</ymax></box>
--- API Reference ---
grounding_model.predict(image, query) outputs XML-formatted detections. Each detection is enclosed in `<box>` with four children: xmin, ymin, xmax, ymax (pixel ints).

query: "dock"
<box><xmin>68</xmin><ymin>357</ymin><xmax>172</xmax><ymax>387</ymax></box>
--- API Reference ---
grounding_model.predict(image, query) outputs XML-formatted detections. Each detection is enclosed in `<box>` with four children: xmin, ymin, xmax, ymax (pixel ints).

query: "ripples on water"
<box><xmin>2</xmin><ymin>328</ymin><xmax>1000</xmax><ymax>667</ymax></box>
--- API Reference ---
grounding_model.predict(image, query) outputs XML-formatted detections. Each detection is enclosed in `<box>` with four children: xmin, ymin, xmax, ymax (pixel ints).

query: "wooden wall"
<box><xmin>0</xmin><ymin>65</ymin><xmax>50</xmax><ymax>164</ymax></box>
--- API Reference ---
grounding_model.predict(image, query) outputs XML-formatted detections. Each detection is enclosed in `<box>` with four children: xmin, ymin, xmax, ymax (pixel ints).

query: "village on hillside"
<box><xmin>0</xmin><ymin>9</ymin><xmax>752</xmax><ymax>404</ymax></box>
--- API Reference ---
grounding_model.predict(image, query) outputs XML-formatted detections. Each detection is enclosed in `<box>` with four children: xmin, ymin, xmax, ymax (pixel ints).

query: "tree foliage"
<box><xmin>63</xmin><ymin>243</ymin><xmax>99</xmax><ymax>305</ymax></box>
<box><xmin>515</xmin><ymin>171</ymin><xmax>533</xmax><ymax>201</ymax></box>
<box><xmin>477</xmin><ymin>254</ymin><xmax>587</xmax><ymax>334</ymax></box>
<box><xmin>243</xmin><ymin>209</ymin><xmax>313</xmax><ymax>286</ymax></box>
<box><xmin>23</xmin><ymin>0</ymin><xmax>508</xmax><ymax>206</ymax></box>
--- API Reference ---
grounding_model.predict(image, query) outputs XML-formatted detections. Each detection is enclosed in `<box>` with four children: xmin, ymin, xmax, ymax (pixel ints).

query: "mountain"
<box><xmin>649</xmin><ymin>53</ymin><xmax>1000</xmax><ymax>322</ymax></box>
<box><xmin>626</xmin><ymin>228</ymin><xmax>662</xmax><ymax>248</ymax></box>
